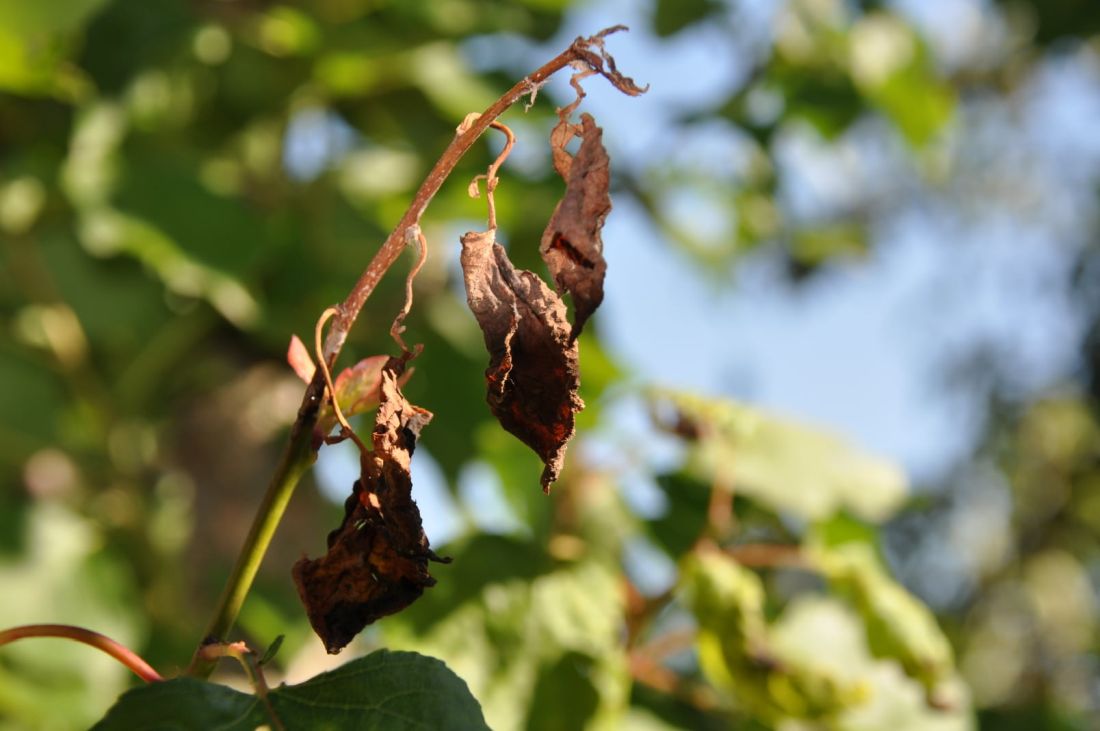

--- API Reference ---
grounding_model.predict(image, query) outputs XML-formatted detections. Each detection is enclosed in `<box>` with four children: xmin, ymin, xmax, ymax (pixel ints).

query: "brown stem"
<box><xmin>724</xmin><ymin>543</ymin><xmax>807</xmax><ymax>569</ymax></box>
<box><xmin>629</xmin><ymin>650</ymin><xmax>720</xmax><ymax>712</ymax></box>
<box><xmin>468</xmin><ymin>121</ymin><xmax>516</xmax><ymax>231</ymax></box>
<box><xmin>191</xmin><ymin>25</ymin><xmax>646</xmax><ymax>675</ymax></box>
<box><xmin>302</xmin><ymin>25</ymin><xmax>644</xmax><ymax>417</ymax></box>
<box><xmin>0</xmin><ymin>624</ymin><xmax>163</xmax><ymax>683</ymax></box>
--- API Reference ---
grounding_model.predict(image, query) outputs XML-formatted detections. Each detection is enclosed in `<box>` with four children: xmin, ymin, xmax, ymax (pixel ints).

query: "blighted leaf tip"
<box><xmin>574</xmin><ymin>27</ymin><xmax>650</xmax><ymax>98</ymax></box>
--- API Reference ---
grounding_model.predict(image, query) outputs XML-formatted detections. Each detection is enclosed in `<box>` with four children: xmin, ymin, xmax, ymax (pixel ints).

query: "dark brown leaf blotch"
<box><xmin>292</xmin><ymin>357</ymin><xmax>447</xmax><ymax>654</ymax></box>
<box><xmin>541</xmin><ymin>113</ymin><xmax>611</xmax><ymax>340</ymax></box>
<box><xmin>460</xmin><ymin>229</ymin><xmax>584</xmax><ymax>492</ymax></box>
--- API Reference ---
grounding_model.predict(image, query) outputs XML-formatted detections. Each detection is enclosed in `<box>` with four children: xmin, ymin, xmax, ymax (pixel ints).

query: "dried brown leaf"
<box><xmin>293</xmin><ymin>357</ymin><xmax>447</xmax><ymax>653</ymax></box>
<box><xmin>460</xmin><ymin>228</ymin><xmax>583</xmax><ymax>492</ymax></box>
<box><xmin>541</xmin><ymin>113</ymin><xmax>611</xmax><ymax>340</ymax></box>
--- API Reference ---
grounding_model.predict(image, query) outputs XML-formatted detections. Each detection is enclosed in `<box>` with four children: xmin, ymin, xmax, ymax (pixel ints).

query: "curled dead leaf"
<box><xmin>292</xmin><ymin>357</ymin><xmax>447</xmax><ymax>653</ymax></box>
<box><xmin>460</xmin><ymin>228</ymin><xmax>583</xmax><ymax>492</ymax></box>
<box><xmin>541</xmin><ymin>113</ymin><xmax>611</xmax><ymax>340</ymax></box>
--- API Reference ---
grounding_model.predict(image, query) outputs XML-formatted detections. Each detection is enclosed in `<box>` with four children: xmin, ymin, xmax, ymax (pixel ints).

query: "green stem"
<box><xmin>187</xmin><ymin>425</ymin><xmax>315</xmax><ymax>678</ymax></box>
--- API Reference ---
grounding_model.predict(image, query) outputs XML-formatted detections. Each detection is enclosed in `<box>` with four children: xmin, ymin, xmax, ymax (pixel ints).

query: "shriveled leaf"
<box><xmin>293</xmin><ymin>357</ymin><xmax>447</xmax><ymax>653</ymax></box>
<box><xmin>460</xmin><ymin>228</ymin><xmax>583</xmax><ymax>492</ymax></box>
<box><xmin>652</xmin><ymin>390</ymin><xmax>908</xmax><ymax>523</ymax></box>
<box><xmin>286</xmin><ymin>334</ymin><xmax>316</xmax><ymax>383</ymax></box>
<box><xmin>93</xmin><ymin>650</ymin><xmax>489</xmax><ymax>730</ymax></box>
<box><xmin>541</xmin><ymin>113</ymin><xmax>611</xmax><ymax>340</ymax></box>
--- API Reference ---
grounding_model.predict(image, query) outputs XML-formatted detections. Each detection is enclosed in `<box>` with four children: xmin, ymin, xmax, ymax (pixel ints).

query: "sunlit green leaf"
<box><xmin>653</xmin><ymin>390</ymin><xmax>908</xmax><ymax>523</ymax></box>
<box><xmin>387</xmin><ymin>555</ymin><xmax>628</xmax><ymax>730</ymax></box>
<box><xmin>816</xmin><ymin>543</ymin><xmax>956</xmax><ymax>697</ymax></box>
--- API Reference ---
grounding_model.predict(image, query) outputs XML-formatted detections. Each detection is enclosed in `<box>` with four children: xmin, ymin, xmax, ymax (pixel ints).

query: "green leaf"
<box><xmin>770</xmin><ymin>597</ymin><xmax>972</xmax><ymax>731</ymax></box>
<box><xmin>649</xmin><ymin>472</ymin><xmax>710</xmax><ymax>557</ymax></box>
<box><xmin>258</xmin><ymin>634</ymin><xmax>284</xmax><ymax>666</ymax></box>
<box><xmin>93</xmin><ymin>650</ymin><xmax>489</xmax><ymax>730</ymax></box>
<box><xmin>680</xmin><ymin>553</ymin><xmax>971</xmax><ymax>727</ymax></box>
<box><xmin>816</xmin><ymin>543</ymin><xmax>956</xmax><ymax>696</ymax></box>
<box><xmin>525</xmin><ymin>651</ymin><xmax>601</xmax><ymax>731</ymax></box>
<box><xmin>679</xmin><ymin>551</ymin><xmax>770</xmax><ymax>675</ymax></box>
<box><xmin>653</xmin><ymin>0</ymin><xmax>722</xmax><ymax>37</ymax></box>
<box><xmin>386</xmin><ymin>557</ymin><xmax>629</xmax><ymax>730</ymax></box>
<box><xmin>848</xmin><ymin>13</ymin><xmax>955</xmax><ymax>147</ymax></box>
<box><xmin>652</xmin><ymin>390</ymin><xmax>908</xmax><ymax>523</ymax></box>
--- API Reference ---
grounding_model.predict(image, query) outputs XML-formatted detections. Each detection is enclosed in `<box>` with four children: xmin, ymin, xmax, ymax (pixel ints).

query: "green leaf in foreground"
<box><xmin>93</xmin><ymin>650</ymin><xmax>489</xmax><ymax>731</ymax></box>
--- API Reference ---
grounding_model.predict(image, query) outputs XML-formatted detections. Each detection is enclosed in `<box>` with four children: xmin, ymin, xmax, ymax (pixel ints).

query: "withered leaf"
<box><xmin>460</xmin><ymin>228</ymin><xmax>583</xmax><ymax>492</ymax></box>
<box><xmin>292</xmin><ymin>357</ymin><xmax>447</xmax><ymax>654</ymax></box>
<box><xmin>541</xmin><ymin>113</ymin><xmax>611</xmax><ymax>340</ymax></box>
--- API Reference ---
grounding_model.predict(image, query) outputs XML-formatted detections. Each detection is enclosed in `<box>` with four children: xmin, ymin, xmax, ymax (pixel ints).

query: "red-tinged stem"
<box><xmin>0</xmin><ymin>624</ymin><xmax>163</xmax><ymax>683</ymax></box>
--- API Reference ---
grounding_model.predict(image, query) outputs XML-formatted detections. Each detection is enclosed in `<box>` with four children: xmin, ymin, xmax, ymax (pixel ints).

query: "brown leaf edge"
<box><xmin>541</xmin><ymin>113</ymin><xmax>611</xmax><ymax>340</ymax></box>
<box><xmin>292</xmin><ymin>356</ymin><xmax>449</xmax><ymax>653</ymax></box>
<box><xmin>460</xmin><ymin>228</ymin><xmax>583</xmax><ymax>492</ymax></box>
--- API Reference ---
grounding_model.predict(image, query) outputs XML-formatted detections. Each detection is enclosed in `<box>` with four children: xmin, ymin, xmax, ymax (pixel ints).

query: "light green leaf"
<box><xmin>848</xmin><ymin>13</ymin><xmax>955</xmax><ymax>147</ymax></box>
<box><xmin>816</xmin><ymin>543</ymin><xmax>956</xmax><ymax>696</ymax></box>
<box><xmin>0</xmin><ymin>503</ymin><xmax>141</xmax><ymax>729</ymax></box>
<box><xmin>653</xmin><ymin>390</ymin><xmax>908</xmax><ymax>523</ymax></box>
<box><xmin>386</xmin><ymin>557</ymin><xmax>628</xmax><ymax>731</ymax></box>
<box><xmin>76</xmin><ymin>208</ymin><xmax>259</xmax><ymax>327</ymax></box>
<box><xmin>771</xmin><ymin>597</ymin><xmax>973</xmax><ymax>731</ymax></box>
<box><xmin>93</xmin><ymin>650</ymin><xmax>489</xmax><ymax>730</ymax></box>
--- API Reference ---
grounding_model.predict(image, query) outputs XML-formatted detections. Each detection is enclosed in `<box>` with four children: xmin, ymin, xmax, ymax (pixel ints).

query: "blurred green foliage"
<box><xmin>1</xmin><ymin>0</ymin><xmax>1098</xmax><ymax>729</ymax></box>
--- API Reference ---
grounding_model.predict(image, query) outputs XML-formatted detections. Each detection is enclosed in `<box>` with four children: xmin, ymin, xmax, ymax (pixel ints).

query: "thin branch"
<box><xmin>0</xmin><ymin>624</ymin><xmax>163</xmax><ymax>683</ymax></box>
<box><xmin>189</xmin><ymin>25</ymin><xmax>646</xmax><ymax>677</ymax></box>
<box><xmin>629</xmin><ymin>650</ymin><xmax>721</xmax><ymax>713</ymax></box>
<box><xmin>724</xmin><ymin>543</ymin><xmax>808</xmax><ymax>569</ymax></box>
<box><xmin>196</xmin><ymin>640</ymin><xmax>285</xmax><ymax>731</ymax></box>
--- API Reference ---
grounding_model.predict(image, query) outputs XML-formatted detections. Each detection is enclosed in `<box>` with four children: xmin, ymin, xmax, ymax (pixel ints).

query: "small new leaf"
<box><xmin>460</xmin><ymin>228</ymin><xmax>583</xmax><ymax>491</ymax></box>
<box><xmin>258</xmin><ymin>635</ymin><xmax>284</xmax><ymax>667</ymax></box>
<box><xmin>286</xmin><ymin>335</ymin><xmax>316</xmax><ymax>383</ymax></box>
